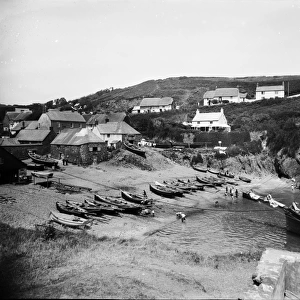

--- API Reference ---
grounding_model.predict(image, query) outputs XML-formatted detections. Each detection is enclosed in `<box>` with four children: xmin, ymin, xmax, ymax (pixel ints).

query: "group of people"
<box><xmin>225</xmin><ymin>186</ymin><xmax>238</xmax><ymax>200</ymax></box>
<box><xmin>176</xmin><ymin>212</ymin><xmax>186</xmax><ymax>222</ymax></box>
<box><xmin>62</xmin><ymin>155</ymin><xmax>69</xmax><ymax>166</ymax></box>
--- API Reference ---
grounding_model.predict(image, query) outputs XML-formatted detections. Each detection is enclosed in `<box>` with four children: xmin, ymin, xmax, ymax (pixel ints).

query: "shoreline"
<box><xmin>1</xmin><ymin>157</ymin><xmax>299</xmax><ymax>299</ymax></box>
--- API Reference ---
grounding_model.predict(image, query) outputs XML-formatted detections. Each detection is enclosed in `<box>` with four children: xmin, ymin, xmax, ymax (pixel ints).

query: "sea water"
<box><xmin>154</xmin><ymin>180</ymin><xmax>300</xmax><ymax>255</ymax></box>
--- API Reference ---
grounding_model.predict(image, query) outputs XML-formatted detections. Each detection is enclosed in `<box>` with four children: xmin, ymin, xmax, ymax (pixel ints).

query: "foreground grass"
<box><xmin>0</xmin><ymin>222</ymin><xmax>261</xmax><ymax>299</ymax></box>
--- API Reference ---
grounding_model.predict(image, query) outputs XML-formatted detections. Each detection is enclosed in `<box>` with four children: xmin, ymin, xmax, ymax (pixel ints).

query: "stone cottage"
<box><xmin>50</xmin><ymin>128</ymin><xmax>107</xmax><ymax>165</ymax></box>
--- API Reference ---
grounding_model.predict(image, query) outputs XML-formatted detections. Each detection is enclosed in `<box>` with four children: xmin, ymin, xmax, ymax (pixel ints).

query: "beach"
<box><xmin>0</xmin><ymin>148</ymin><xmax>294</xmax><ymax>298</ymax></box>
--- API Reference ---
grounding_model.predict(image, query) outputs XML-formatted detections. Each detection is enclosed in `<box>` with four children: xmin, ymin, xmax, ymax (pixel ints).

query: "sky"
<box><xmin>0</xmin><ymin>0</ymin><xmax>300</xmax><ymax>106</ymax></box>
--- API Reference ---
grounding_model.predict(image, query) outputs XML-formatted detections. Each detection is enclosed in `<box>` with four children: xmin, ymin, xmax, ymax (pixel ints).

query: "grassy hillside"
<box><xmin>72</xmin><ymin>75</ymin><xmax>300</xmax><ymax>113</ymax></box>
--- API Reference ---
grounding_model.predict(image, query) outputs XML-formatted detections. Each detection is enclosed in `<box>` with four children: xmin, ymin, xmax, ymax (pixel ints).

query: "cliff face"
<box><xmin>274</xmin><ymin>149</ymin><xmax>300</xmax><ymax>180</ymax></box>
<box><xmin>202</xmin><ymin>153</ymin><xmax>276</xmax><ymax>177</ymax></box>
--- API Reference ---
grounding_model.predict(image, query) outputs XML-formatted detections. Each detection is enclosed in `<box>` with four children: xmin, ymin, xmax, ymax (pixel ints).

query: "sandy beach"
<box><xmin>0</xmin><ymin>147</ymin><xmax>293</xmax><ymax>298</ymax></box>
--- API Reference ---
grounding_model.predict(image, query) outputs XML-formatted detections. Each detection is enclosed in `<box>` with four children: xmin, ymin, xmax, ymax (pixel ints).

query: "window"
<box><xmin>261</xmin><ymin>91</ymin><xmax>265</xmax><ymax>95</ymax></box>
<box><xmin>210</xmin><ymin>121</ymin><xmax>213</xmax><ymax>124</ymax></box>
<box><xmin>57</xmin><ymin>122</ymin><xmax>60</xmax><ymax>128</ymax></box>
<box><xmin>275</xmin><ymin>91</ymin><xmax>278</xmax><ymax>94</ymax></box>
<box><xmin>70</xmin><ymin>123</ymin><xmax>74</xmax><ymax>128</ymax></box>
<box><xmin>107</xmin><ymin>134</ymin><xmax>110</xmax><ymax>138</ymax></box>
<box><xmin>89</xmin><ymin>147</ymin><xmax>98</xmax><ymax>152</ymax></box>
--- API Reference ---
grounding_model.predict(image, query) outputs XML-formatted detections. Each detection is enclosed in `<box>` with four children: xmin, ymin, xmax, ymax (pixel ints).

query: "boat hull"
<box><xmin>149</xmin><ymin>184</ymin><xmax>179</xmax><ymax>198</ymax></box>
<box><xmin>28</xmin><ymin>152</ymin><xmax>58</xmax><ymax>168</ymax></box>
<box><xmin>284</xmin><ymin>209</ymin><xmax>300</xmax><ymax>236</ymax></box>
<box><xmin>239</xmin><ymin>176</ymin><xmax>251</xmax><ymax>183</ymax></box>
<box><xmin>123</xmin><ymin>142</ymin><xmax>146</xmax><ymax>157</ymax></box>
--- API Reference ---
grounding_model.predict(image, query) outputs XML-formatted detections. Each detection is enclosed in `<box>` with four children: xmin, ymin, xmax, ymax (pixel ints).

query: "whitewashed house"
<box><xmin>203</xmin><ymin>88</ymin><xmax>247</xmax><ymax>106</ymax></box>
<box><xmin>255</xmin><ymin>83</ymin><xmax>285</xmax><ymax>100</ymax></box>
<box><xmin>191</xmin><ymin>108</ymin><xmax>231</xmax><ymax>132</ymax></box>
<box><xmin>132</xmin><ymin>97</ymin><xmax>174</xmax><ymax>114</ymax></box>
<box><xmin>91</xmin><ymin>121</ymin><xmax>141</xmax><ymax>147</ymax></box>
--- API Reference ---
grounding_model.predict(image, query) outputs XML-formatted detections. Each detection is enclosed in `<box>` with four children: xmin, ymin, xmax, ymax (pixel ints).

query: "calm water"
<box><xmin>154</xmin><ymin>180</ymin><xmax>300</xmax><ymax>255</ymax></box>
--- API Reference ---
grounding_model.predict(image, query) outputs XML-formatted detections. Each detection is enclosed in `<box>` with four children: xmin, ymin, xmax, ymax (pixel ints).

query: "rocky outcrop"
<box><xmin>274</xmin><ymin>151</ymin><xmax>300</xmax><ymax>180</ymax></box>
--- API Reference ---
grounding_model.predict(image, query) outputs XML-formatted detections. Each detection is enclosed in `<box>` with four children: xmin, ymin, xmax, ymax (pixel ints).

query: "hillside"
<box><xmin>72</xmin><ymin>75</ymin><xmax>300</xmax><ymax>113</ymax></box>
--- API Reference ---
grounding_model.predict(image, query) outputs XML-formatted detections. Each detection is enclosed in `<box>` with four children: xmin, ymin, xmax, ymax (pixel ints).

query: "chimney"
<box><xmin>22</xmin><ymin>120</ymin><xmax>25</xmax><ymax>129</ymax></box>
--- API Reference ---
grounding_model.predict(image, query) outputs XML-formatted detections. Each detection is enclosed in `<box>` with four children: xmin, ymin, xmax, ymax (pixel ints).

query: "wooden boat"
<box><xmin>242</xmin><ymin>191</ymin><xmax>264</xmax><ymax>202</ymax></box>
<box><xmin>31</xmin><ymin>171</ymin><xmax>53</xmax><ymax>179</ymax></box>
<box><xmin>56</xmin><ymin>201</ymin><xmax>88</xmax><ymax>218</ymax></box>
<box><xmin>65</xmin><ymin>200</ymin><xmax>103</xmax><ymax>215</ymax></box>
<box><xmin>49</xmin><ymin>211</ymin><xmax>92</xmax><ymax>229</ymax></box>
<box><xmin>207</xmin><ymin>168</ymin><xmax>220</xmax><ymax>175</ymax></box>
<box><xmin>154</xmin><ymin>181</ymin><xmax>185</xmax><ymax>195</ymax></box>
<box><xmin>195</xmin><ymin>176</ymin><xmax>216</xmax><ymax>187</ymax></box>
<box><xmin>218</xmin><ymin>170</ymin><xmax>235</xmax><ymax>178</ymax></box>
<box><xmin>120</xmin><ymin>190</ymin><xmax>153</xmax><ymax>205</ymax></box>
<box><xmin>149</xmin><ymin>183</ymin><xmax>182</xmax><ymax>198</ymax></box>
<box><xmin>28</xmin><ymin>152</ymin><xmax>58</xmax><ymax>168</ymax></box>
<box><xmin>94</xmin><ymin>194</ymin><xmax>143</xmax><ymax>214</ymax></box>
<box><xmin>284</xmin><ymin>205</ymin><xmax>300</xmax><ymax>236</ymax></box>
<box><xmin>26</xmin><ymin>163</ymin><xmax>45</xmax><ymax>171</ymax></box>
<box><xmin>176</xmin><ymin>179</ymin><xmax>205</xmax><ymax>190</ymax></box>
<box><xmin>84</xmin><ymin>199</ymin><xmax>122</xmax><ymax>215</ymax></box>
<box><xmin>239</xmin><ymin>176</ymin><xmax>251</xmax><ymax>183</ymax></box>
<box><xmin>162</xmin><ymin>180</ymin><xmax>192</xmax><ymax>192</ymax></box>
<box><xmin>191</xmin><ymin>165</ymin><xmax>207</xmax><ymax>173</ymax></box>
<box><xmin>123</xmin><ymin>142</ymin><xmax>146</xmax><ymax>157</ymax></box>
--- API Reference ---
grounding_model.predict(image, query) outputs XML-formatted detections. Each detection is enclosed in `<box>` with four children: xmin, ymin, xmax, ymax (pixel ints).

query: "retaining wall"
<box><xmin>244</xmin><ymin>248</ymin><xmax>300</xmax><ymax>299</ymax></box>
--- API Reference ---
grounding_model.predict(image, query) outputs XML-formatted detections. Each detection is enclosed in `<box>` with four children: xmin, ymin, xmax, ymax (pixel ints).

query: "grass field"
<box><xmin>0</xmin><ymin>222</ymin><xmax>261</xmax><ymax>299</ymax></box>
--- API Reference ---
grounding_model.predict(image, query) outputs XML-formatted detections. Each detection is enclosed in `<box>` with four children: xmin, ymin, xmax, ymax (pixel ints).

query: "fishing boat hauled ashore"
<box><xmin>284</xmin><ymin>202</ymin><xmax>300</xmax><ymax>236</ymax></box>
<box><xmin>123</xmin><ymin>142</ymin><xmax>146</xmax><ymax>157</ymax></box>
<box><xmin>28</xmin><ymin>152</ymin><xmax>58</xmax><ymax>168</ymax></box>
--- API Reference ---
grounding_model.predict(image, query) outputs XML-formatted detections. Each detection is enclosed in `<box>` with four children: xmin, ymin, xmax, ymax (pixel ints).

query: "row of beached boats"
<box><xmin>191</xmin><ymin>164</ymin><xmax>252</xmax><ymax>183</ymax></box>
<box><xmin>49</xmin><ymin>190</ymin><xmax>154</xmax><ymax>229</ymax></box>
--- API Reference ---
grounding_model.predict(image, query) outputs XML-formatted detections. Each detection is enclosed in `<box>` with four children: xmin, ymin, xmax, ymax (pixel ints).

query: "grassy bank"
<box><xmin>0</xmin><ymin>222</ymin><xmax>261</xmax><ymax>299</ymax></box>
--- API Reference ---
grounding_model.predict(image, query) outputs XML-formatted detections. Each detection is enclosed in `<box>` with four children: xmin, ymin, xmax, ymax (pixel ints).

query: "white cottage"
<box><xmin>132</xmin><ymin>97</ymin><xmax>174</xmax><ymax>114</ymax></box>
<box><xmin>203</xmin><ymin>88</ymin><xmax>247</xmax><ymax>106</ymax></box>
<box><xmin>255</xmin><ymin>83</ymin><xmax>285</xmax><ymax>100</ymax></box>
<box><xmin>91</xmin><ymin>121</ymin><xmax>141</xmax><ymax>147</ymax></box>
<box><xmin>191</xmin><ymin>108</ymin><xmax>231</xmax><ymax>132</ymax></box>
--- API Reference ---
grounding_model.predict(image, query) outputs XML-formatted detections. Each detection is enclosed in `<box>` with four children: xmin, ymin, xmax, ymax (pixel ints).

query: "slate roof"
<box><xmin>87</xmin><ymin>112</ymin><xmax>127</xmax><ymax>125</ymax></box>
<box><xmin>45</xmin><ymin>110</ymin><xmax>86</xmax><ymax>122</ymax></box>
<box><xmin>16</xmin><ymin>129</ymin><xmax>51</xmax><ymax>142</ymax></box>
<box><xmin>95</xmin><ymin>121</ymin><xmax>140</xmax><ymax>135</ymax></box>
<box><xmin>11</xmin><ymin>121</ymin><xmax>34</xmax><ymax>131</ymax></box>
<box><xmin>203</xmin><ymin>91</ymin><xmax>215</xmax><ymax>99</ymax></box>
<box><xmin>6</xmin><ymin>112</ymin><xmax>20</xmax><ymax>121</ymax></box>
<box><xmin>51</xmin><ymin>128</ymin><xmax>105</xmax><ymax>145</ymax></box>
<box><xmin>0</xmin><ymin>138</ymin><xmax>20</xmax><ymax>146</ymax></box>
<box><xmin>0</xmin><ymin>147</ymin><xmax>26</xmax><ymax>172</ymax></box>
<box><xmin>214</xmin><ymin>88</ymin><xmax>239</xmax><ymax>97</ymax></box>
<box><xmin>256</xmin><ymin>85</ymin><xmax>284</xmax><ymax>92</ymax></box>
<box><xmin>82</xmin><ymin>114</ymin><xmax>94</xmax><ymax>122</ymax></box>
<box><xmin>139</xmin><ymin>97</ymin><xmax>173</xmax><ymax>107</ymax></box>
<box><xmin>192</xmin><ymin>112</ymin><xmax>223</xmax><ymax>122</ymax></box>
<box><xmin>14</xmin><ymin>111</ymin><xmax>32</xmax><ymax>121</ymax></box>
<box><xmin>25</xmin><ymin>121</ymin><xmax>39</xmax><ymax>129</ymax></box>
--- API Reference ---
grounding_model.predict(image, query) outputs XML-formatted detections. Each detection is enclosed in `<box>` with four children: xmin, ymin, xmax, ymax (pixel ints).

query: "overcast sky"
<box><xmin>0</xmin><ymin>0</ymin><xmax>300</xmax><ymax>106</ymax></box>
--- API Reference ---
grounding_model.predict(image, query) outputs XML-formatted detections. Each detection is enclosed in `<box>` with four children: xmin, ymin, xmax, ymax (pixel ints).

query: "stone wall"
<box><xmin>244</xmin><ymin>248</ymin><xmax>300</xmax><ymax>300</ymax></box>
<box><xmin>51</xmin><ymin>143</ymin><xmax>108</xmax><ymax>165</ymax></box>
